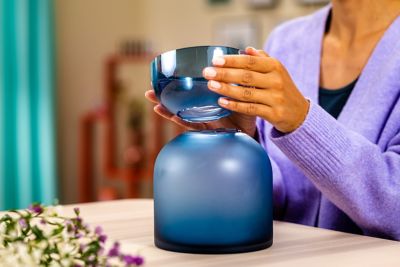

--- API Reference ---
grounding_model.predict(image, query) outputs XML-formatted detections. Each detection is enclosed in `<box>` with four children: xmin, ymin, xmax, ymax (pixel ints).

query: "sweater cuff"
<box><xmin>269</xmin><ymin>100</ymin><xmax>349</xmax><ymax>180</ymax></box>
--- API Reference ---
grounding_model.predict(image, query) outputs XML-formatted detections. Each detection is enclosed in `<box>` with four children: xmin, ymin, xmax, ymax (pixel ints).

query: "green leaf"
<box><xmin>31</xmin><ymin>225</ymin><xmax>45</xmax><ymax>241</ymax></box>
<box><xmin>51</xmin><ymin>226</ymin><xmax>65</xmax><ymax>237</ymax></box>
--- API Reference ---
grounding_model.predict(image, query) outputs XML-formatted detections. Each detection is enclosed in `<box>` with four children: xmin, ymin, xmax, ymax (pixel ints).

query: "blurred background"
<box><xmin>0</xmin><ymin>0</ymin><xmax>327</xmax><ymax>209</ymax></box>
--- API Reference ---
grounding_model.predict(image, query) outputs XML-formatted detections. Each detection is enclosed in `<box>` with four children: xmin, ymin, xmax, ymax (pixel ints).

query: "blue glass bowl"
<box><xmin>151</xmin><ymin>46</ymin><xmax>240</xmax><ymax>122</ymax></box>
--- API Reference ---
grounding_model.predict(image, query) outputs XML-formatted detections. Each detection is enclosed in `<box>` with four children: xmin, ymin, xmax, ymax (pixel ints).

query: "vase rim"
<box><xmin>187</xmin><ymin>128</ymin><xmax>241</xmax><ymax>134</ymax></box>
<box><xmin>153</xmin><ymin>45</ymin><xmax>240</xmax><ymax>60</ymax></box>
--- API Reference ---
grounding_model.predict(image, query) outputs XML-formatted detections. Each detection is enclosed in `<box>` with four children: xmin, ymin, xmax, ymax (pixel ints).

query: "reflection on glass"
<box><xmin>212</xmin><ymin>47</ymin><xmax>224</xmax><ymax>59</ymax></box>
<box><xmin>161</xmin><ymin>50</ymin><xmax>176</xmax><ymax>77</ymax></box>
<box><xmin>183</xmin><ymin>77</ymin><xmax>193</xmax><ymax>90</ymax></box>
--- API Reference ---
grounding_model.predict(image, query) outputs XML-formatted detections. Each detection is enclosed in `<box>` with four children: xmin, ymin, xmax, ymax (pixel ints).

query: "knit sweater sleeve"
<box><xmin>256</xmin><ymin>118</ymin><xmax>286</xmax><ymax>219</ymax></box>
<box><xmin>270</xmin><ymin>100</ymin><xmax>400</xmax><ymax>240</ymax></box>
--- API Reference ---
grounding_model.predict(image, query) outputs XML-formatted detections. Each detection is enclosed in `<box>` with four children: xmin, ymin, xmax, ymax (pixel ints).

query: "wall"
<box><xmin>141</xmin><ymin>0</ymin><xmax>318</xmax><ymax>51</ymax></box>
<box><xmin>55</xmin><ymin>0</ymin><xmax>321</xmax><ymax>204</ymax></box>
<box><xmin>55</xmin><ymin>0</ymin><xmax>147</xmax><ymax>203</ymax></box>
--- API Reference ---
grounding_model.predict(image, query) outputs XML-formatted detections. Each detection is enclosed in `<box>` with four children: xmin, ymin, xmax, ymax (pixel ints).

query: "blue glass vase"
<box><xmin>154</xmin><ymin>129</ymin><xmax>273</xmax><ymax>253</ymax></box>
<box><xmin>151</xmin><ymin>46</ymin><xmax>240</xmax><ymax>122</ymax></box>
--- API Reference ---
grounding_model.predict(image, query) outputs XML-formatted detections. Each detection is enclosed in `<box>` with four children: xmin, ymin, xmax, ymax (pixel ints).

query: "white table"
<box><xmin>63</xmin><ymin>199</ymin><xmax>400</xmax><ymax>267</ymax></box>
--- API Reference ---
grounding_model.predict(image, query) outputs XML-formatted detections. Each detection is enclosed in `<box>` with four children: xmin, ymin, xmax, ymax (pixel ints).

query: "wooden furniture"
<box><xmin>78</xmin><ymin>54</ymin><xmax>154</xmax><ymax>202</ymax></box>
<box><xmin>61</xmin><ymin>199</ymin><xmax>400</xmax><ymax>267</ymax></box>
<box><xmin>78</xmin><ymin>53</ymin><xmax>183</xmax><ymax>202</ymax></box>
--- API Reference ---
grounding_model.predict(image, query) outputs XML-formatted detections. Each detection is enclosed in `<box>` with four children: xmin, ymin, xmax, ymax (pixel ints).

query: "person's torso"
<box><xmin>261</xmin><ymin>5</ymin><xmax>400</xmax><ymax>234</ymax></box>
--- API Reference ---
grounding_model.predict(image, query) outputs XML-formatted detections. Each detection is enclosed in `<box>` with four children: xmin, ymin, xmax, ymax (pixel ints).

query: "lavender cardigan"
<box><xmin>257</xmin><ymin>5</ymin><xmax>400</xmax><ymax>240</ymax></box>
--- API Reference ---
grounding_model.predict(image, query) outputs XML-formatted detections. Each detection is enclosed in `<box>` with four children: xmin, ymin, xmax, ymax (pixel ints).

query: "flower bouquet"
<box><xmin>0</xmin><ymin>204</ymin><xmax>144</xmax><ymax>267</ymax></box>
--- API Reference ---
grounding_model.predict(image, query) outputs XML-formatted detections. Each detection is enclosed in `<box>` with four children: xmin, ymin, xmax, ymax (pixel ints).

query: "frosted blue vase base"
<box><xmin>155</xmin><ymin>238</ymin><xmax>273</xmax><ymax>254</ymax></box>
<box><xmin>153</xmin><ymin>130</ymin><xmax>273</xmax><ymax>255</ymax></box>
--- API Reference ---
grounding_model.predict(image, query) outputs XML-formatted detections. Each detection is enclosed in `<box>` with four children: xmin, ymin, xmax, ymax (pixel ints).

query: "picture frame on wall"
<box><xmin>213</xmin><ymin>17</ymin><xmax>261</xmax><ymax>50</ymax></box>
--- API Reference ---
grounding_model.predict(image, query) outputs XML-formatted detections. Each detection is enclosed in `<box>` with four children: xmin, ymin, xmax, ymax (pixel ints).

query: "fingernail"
<box><xmin>209</xmin><ymin>80</ymin><xmax>221</xmax><ymax>90</ymax></box>
<box><xmin>204</xmin><ymin>67</ymin><xmax>217</xmax><ymax>78</ymax></box>
<box><xmin>219</xmin><ymin>98</ymin><xmax>229</xmax><ymax>105</ymax></box>
<box><xmin>212</xmin><ymin>57</ymin><xmax>225</xmax><ymax>66</ymax></box>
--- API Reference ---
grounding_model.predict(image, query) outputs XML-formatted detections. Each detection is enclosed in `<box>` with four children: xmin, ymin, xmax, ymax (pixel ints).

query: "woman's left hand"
<box><xmin>203</xmin><ymin>47</ymin><xmax>310</xmax><ymax>133</ymax></box>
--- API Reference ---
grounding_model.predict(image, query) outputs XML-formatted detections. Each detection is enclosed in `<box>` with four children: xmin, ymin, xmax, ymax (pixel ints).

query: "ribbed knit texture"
<box><xmin>270</xmin><ymin>102</ymin><xmax>349</xmax><ymax>180</ymax></box>
<box><xmin>257</xmin><ymin>5</ymin><xmax>400</xmax><ymax>240</ymax></box>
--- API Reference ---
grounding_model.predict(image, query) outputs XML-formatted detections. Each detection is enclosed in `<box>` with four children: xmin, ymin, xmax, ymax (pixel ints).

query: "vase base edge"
<box><xmin>155</xmin><ymin>238</ymin><xmax>273</xmax><ymax>254</ymax></box>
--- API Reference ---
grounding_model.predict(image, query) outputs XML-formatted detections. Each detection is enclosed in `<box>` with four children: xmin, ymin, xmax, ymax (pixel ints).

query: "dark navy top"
<box><xmin>319</xmin><ymin>78</ymin><xmax>358</xmax><ymax>119</ymax></box>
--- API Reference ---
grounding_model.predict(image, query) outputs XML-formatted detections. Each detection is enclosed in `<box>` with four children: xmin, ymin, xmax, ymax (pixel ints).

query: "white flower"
<box><xmin>0</xmin><ymin>204</ymin><xmax>144</xmax><ymax>267</ymax></box>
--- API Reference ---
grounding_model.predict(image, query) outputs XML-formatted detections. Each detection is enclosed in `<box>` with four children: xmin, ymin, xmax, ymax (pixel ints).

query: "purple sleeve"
<box><xmin>256</xmin><ymin>117</ymin><xmax>286</xmax><ymax>218</ymax></box>
<box><xmin>270</xmin><ymin>100</ymin><xmax>400</xmax><ymax>239</ymax></box>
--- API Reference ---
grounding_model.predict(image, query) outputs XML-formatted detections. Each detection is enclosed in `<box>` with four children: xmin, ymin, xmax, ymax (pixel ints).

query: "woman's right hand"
<box><xmin>144</xmin><ymin>90</ymin><xmax>257</xmax><ymax>136</ymax></box>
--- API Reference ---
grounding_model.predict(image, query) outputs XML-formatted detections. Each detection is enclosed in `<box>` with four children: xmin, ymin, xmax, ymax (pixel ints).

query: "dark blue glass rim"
<box><xmin>151</xmin><ymin>45</ymin><xmax>240</xmax><ymax>63</ymax></box>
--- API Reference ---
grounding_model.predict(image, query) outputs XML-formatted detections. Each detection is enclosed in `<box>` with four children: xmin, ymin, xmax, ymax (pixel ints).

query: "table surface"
<box><xmin>62</xmin><ymin>199</ymin><xmax>400</xmax><ymax>267</ymax></box>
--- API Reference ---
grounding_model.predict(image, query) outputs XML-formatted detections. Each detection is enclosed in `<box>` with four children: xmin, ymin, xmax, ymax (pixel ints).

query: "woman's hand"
<box><xmin>145</xmin><ymin>90</ymin><xmax>257</xmax><ymax>136</ymax></box>
<box><xmin>204</xmin><ymin>47</ymin><xmax>309</xmax><ymax>133</ymax></box>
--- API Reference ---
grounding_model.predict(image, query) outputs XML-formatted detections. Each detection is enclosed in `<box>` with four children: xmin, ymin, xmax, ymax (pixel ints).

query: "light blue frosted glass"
<box><xmin>154</xmin><ymin>129</ymin><xmax>273</xmax><ymax>253</ymax></box>
<box><xmin>151</xmin><ymin>46</ymin><xmax>240</xmax><ymax>122</ymax></box>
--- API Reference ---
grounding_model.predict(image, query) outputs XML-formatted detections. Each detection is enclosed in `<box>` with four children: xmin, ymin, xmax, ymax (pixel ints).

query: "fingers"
<box><xmin>147</xmin><ymin>91</ymin><xmax>206</xmax><ymax>130</ymax></box>
<box><xmin>145</xmin><ymin>90</ymin><xmax>159</xmax><ymax>104</ymax></box>
<box><xmin>203</xmin><ymin>67</ymin><xmax>271</xmax><ymax>88</ymax></box>
<box><xmin>153</xmin><ymin>104</ymin><xmax>206</xmax><ymax>130</ymax></box>
<box><xmin>153</xmin><ymin>104</ymin><xmax>174</xmax><ymax>119</ymax></box>
<box><xmin>245</xmin><ymin>47</ymin><xmax>269</xmax><ymax>57</ymax></box>
<box><xmin>208</xmin><ymin>80</ymin><xmax>272</xmax><ymax>106</ymax></box>
<box><xmin>212</xmin><ymin>54</ymin><xmax>278</xmax><ymax>73</ymax></box>
<box><xmin>218</xmin><ymin>98</ymin><xmax>274</xmax><ymax>120</ymax></box>
<box><xmin>204</xmin><ymin>66</ymin><xmax>282</xmax><ymax>89</ymax></box>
